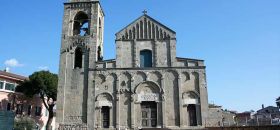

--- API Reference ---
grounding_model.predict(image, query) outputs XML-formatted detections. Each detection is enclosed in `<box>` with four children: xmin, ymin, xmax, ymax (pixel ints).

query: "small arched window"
<box><xmin>97</xmin><ymin>46</ymin><xmax>103</xmax><ymax>61</ymax></box>
<box><xmin>73</xmin><ymin>12</ymin><xmax>89</xmax><ymax>36</ymax></box>
<box><xmin>74</xmin><ymin>47</ymin><xmax>83</xmax><ymax>68</ymax></box>
<box><xmin>140</xmin><ymin>50</ymin><xmax>152</xmax><ymax>67</ymax></box>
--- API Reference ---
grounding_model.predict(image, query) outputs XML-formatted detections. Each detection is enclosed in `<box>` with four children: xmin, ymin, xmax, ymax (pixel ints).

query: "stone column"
<box><xmin>130</xmin><ymin>78</ymin><xmax>135</xmax><ymax>129</ymax></box>
<box><xmin>161</xmin><ymin>77</ymin><xmax>166</xmax><ymax>128</ymax></box>
<box><xmin>153</xmin><ymin>40</ymin><xmax>157</xmax><ymax>67</ymax></box>
<box><xmin>131</xmin><ymin>94</ymin><xmax>135</xmax><ymax>128</ymax></box>
<box><xmin>97</xmin><ymin>107</ymin><xmax>101</xmax><ymax>128</ymax></box>
<box><xmin>178</xmin><ymin>76</ymin><xmax>183</xmax><ymax>127</ymax></box>
<box><xmin>109</xmin><ymin>106</ymin><xmax>114</xmax><ymax>128</ymax></box>
<box><xmin>156</xmin><ymin>101</ymin><xmax>161</xmax><ymax>128</ymax></box>
<box><xmin>196</xmin><ymin>104</ymin><xmax>202</xmax><ymax>126</ymax></box>
<box><xmin>115</xmin><ymin>78</ymin><xmax>120</xmax><ymax>128</ymax></box>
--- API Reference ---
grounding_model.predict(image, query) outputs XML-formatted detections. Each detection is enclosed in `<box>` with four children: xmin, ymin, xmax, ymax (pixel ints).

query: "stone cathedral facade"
<box><xmin>56</xmin><ymin>0</ymin><xmax>209</xmax><ymax>130</ymax></box>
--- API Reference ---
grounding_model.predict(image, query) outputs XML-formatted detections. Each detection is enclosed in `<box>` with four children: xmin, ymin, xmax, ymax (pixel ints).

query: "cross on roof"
<box><xmin>142</xmin><ymin>10</ymin><xmax>148</xmax><ymax>15</ymax></box>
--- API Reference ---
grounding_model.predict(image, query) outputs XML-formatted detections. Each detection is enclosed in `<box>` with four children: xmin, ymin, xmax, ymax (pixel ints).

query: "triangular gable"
<box><xmin>116</xmin><ymin>14</ymin><xmax>176</xmax><ymax>40</ymax></box>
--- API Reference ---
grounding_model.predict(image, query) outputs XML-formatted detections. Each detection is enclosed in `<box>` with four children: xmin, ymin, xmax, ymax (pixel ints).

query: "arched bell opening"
<box><xmin>73</xmin><ymin>12</ymin><xmax>90</xmax><ymax>36</ymax></box>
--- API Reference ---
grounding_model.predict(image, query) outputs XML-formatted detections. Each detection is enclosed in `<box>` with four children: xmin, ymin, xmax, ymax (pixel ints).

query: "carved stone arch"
<box><xmin>119</xmin><ymin>71</ymin><xmax>132</xmax><ymax>89</ymax></box>
<box><xmin>95</xmin><ymin>92</ymin><xmax>113</xmax><ymax>108</ymax></box>
<box><xmin>95</xmin><ymin>92</ymin><xmax>114</xmax><ymax>101</ymax></box>
<box><xmin>191</xmin><ymin>72</ymin><xmax>200</xmax><ymax>93</ymax></box>
<box><xmin>134</xmin><ymin>81</ymin><xmax>161</xmax><ymax>94</ymax></box>
<box><xmin>182</xmin><ymin>91</ymin><xmax>200</xmax><ymax>99</ymax></box>
<box><xmin>74</xmin><ymin>45</ymin><xmax>87</xmax><ymax>53</ymax></box>
<box><xmin>152</xmin><ymin>71</ymin><xmax>162</xmax><ymax>78</ymax></box>
<box><xmin>147</xmin><ymin>71</ymin><xmax>162</xmax><ymax>85</ymax></box>
<box><xmin>96</xmin><ymin>74</ymin><xmax>106</xmax><ymax>84</ymax></box>
<box><xmin>182</xmin><ymin>91</ymin><xmax>200</xmax><ymax>105</ymax></box>
<box><xmin>121</xmin><ymin>71</ymin><xmax>132</xmax><ymax>80</ymax></box>
<box><xmin>134</xmin><ymin>71</ymin><xmax>147</xmax><ymax>81</ymax></box>
<box><xmin>73</xmin><ymin>11</ymin><xmax>90</xmax><ymax>20</ymax></box>
<box><xmin>191</xmin><ymin>72</ymin><xmax>199</xmax><ymax>77</ymax></box>
<box><xmin>181</xmin><ymin>71</ymin><xmax>190</xmax><ymax>82</ymax></box>
<box><xmin>106</xmin><ymin>72</ymin><xmax>118</xmax><ymax>81</ymax></box>
<box><xmin>164</xmin><ymin>69</ymin><xmax>179</xmax><ymax>79</ymax></box>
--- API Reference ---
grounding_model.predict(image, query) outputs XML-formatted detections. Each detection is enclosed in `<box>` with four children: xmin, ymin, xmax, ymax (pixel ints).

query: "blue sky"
<box><xmin>0</xmin><ymin>0</ymin><xmax>279</xmax><ymax>112</ymax></box>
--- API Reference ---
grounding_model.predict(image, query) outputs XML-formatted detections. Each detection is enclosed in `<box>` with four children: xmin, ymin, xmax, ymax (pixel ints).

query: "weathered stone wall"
<box><xmin>92</xmin><ymin>68</ymin><xmax>208</xmax><ymax>129</ymax></box>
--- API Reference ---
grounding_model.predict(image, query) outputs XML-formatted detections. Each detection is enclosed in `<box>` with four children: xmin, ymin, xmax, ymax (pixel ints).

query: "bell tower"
<box><xmin>56</xmin><ymin>0</ymin><xmax>104</xmax><ymax>129</ymax></box>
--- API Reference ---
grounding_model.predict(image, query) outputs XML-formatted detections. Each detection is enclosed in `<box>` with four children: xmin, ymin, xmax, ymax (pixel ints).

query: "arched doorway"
<box><xmin>95</xmin><ymin>93</ymin><xmax>113</xmax><ymax>128</ymax></box>
<box><xmin>182</xmin><ymin>91</ymin><xmax>202</xmax><ymax>126</ymax></box>
<box><xmin>134</xmin><ymin>81</ymin><xmax>162</xmax><ymax>128</ymax></box>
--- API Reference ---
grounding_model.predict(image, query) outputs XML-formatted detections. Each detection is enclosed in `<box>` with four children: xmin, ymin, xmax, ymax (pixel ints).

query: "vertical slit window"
<box><xmin>129</xmin><ymin>30</ymin><xmax>132</xmax><ymax>39</ymax></box>
<box><xmin>133</xmin><ymin>27</ymin><xmax>136</xmax><ymax>39</ymax></box>
<box><xmin>152</xmin><ymin>24</ymin><xmax>155</xmax><ymax>39</ymax></box>
<box><xmin>156</xmin><ymin>26</ymin><xmax>159</xmax><ymax>39</ymax></box>
<box><xmin>137</xmin><ymin>24</ymin><xmax>140</xmax><ymax>39</ymax></box>
<box><xmin>74</xmin><ymin>47</ymin><xmax>83</xmax><ymax>69</ymax></box>
<box><xmin>144</xmin><ymin>18</ymin><xmax>147</xmax><ymax>39</ymax></box>
<box><xmin>140</xmin><ymin>21</ymin><xmax>143</xmax><ymax>39</ymax></box>
<box><xmin>99</xmin><ymin>18</ymin><xmax>102</xmax><ymax>41</ymax></box>
<box><xmin>148</xmin><ymin>21</ymin><xmax>151</xmax><ymax>39</ymax></box>
<box><xmin>97</xmin><ymin>46</ymin><xmax>103</xmax><ymax>61</ymax></box>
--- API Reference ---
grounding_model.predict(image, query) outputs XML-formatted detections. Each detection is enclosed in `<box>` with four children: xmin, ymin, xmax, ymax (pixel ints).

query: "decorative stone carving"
<box><xmin>96</xmin><ymin>100</ymin><xmax>112</xmax><ymax>108</ymax></box>
<box><xmin>162</xmin><ymin>95</ymin><xmax>165</xmax><ymax>101</ymax></box>
<box><xmin>58</xmin><ymin>123</ymin><xmax>87</xmax><ymax>130</ymax></box>
<box><xmin>130</xmin><ymin>94</ymin><xmax>135</xmax><ymax>102</ymax></box>
<box><xmin>182</xmin><ymin>91</ymin><xmax>200</xmax><ymax>106</ymax></box>
<box><xmin>137</xmin><ymin>92</ymin><xmax>159</xmax><ymax>102</ymax></box>
<box><xmin>67</xmin><ymin>116</ymin><xmax>83</xmax><ymax>122</ymax></box>
<box><xmin>95</xmin><ymin>93</ymin><xmax>113</xmax><ymax>107</ymax></box>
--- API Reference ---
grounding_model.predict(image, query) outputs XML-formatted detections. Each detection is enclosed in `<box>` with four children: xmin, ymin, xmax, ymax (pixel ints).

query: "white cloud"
<box><xmin>4</xmin><ymin>58</ymin><xmax>24</xmax><ymax>67</ymax></box>
<box><xmin>38</xmin><ymin>66</ymin><xmax>49</xmax><ymax>71</ymax></box>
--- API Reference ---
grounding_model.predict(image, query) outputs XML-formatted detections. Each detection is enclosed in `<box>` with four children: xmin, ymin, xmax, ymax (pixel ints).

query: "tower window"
<box><xmin>140</xmin><ymin>50</ymin><xmax>152</xmax><ymax>67</ymax></box>
<box><xmin>74</xmin><ymin>47</ymin><xmax>83</xmax><ymax>69</ymax></box>
<box><xmin>99</xmin><ymin>18</ymin><xmax>102</xmax><ymax>41</ymax></box>
<box><xmin>73</xmin><ymin>12</ymin><xmax>89</xmax><ymax>36</ymax></box>
<box><xmin>97</xmin><ymin>46</ymin><xmax>103</xmax><ymax>61</ymax></box>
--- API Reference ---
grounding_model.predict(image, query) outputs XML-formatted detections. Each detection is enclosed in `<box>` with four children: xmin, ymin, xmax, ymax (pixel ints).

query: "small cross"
<box><xmin>142</xmin><ymin>10</ymin><xmax>148</xmax><ymax>15</ymax></box>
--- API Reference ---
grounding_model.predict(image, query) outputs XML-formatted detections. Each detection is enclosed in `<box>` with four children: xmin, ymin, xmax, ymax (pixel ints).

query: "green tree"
<box><xmin>17</xmin><ymin>71</ymin><xmax>58</xmax><ymax>130</ymax></box>
<box><xmin>276</xmin><ymin>96</ymin><xmax>280</xmax><ymax>108</ymax></box>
